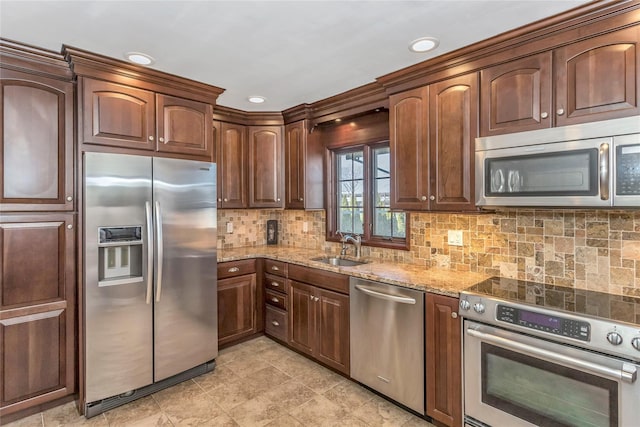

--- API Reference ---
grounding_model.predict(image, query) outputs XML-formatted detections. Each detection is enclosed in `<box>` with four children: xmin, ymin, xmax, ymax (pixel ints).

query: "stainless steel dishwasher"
<box><xmin>350</xmin><ymin>277</ymin><xmax>425</xmax><ymax>414</ymax></box>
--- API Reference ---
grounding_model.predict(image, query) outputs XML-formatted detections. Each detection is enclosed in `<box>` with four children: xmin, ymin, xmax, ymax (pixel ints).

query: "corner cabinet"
<box><xmin>390</xmin><ymin>73</ymin><xmax>478</xmax><ymax>212</ymax></box>
<box><xmin>426</xmin><ymin>294</ymin><xmax>462</xmax><ymax>427</ymax></box>
<box><xmin>80</xmin><ymin>78</ymin><xmax>214</xmax><ymax>160</ymax></box>
<box><xmin>284</xmin><ymin>120</ymin><xmax>324</xmax><ymax>209</ymax></box>
<box><xmin>248</xmin><ymin>126</ymin><xmax>283</xmax><ymax>208</ymax></box>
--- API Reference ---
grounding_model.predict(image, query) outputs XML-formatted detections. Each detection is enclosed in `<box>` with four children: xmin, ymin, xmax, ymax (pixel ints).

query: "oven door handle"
<box><xmin>467</xmin><ymin>327</ymin><xmax>637</xmax><ymax>384</ymax></box>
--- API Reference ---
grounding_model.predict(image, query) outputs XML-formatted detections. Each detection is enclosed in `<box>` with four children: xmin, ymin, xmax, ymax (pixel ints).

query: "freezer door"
<box><xmin>84</xmin><ymin>153</ymin><xmax>153</xmax><ymax>403</ymax></box>
<box><xmin>152</xmin><ymin>157</ymin><xmax>218</xmax><ymax>381</ymax></box>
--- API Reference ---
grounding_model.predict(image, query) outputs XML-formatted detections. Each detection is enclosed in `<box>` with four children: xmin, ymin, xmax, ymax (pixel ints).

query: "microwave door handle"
<box><xmin>599</xmin><ymin>142</ymin><xmax>610</xmax><ymax>201</ymax></box>
<box><xmin>145</xmin><ymin>201</ymin><xmax>153</xmax><ymax>304</ymax></box>
<box><xmin>466</xmin><ymin>327</ymin><xmax>637</xmax><ymax>384</ymax></box>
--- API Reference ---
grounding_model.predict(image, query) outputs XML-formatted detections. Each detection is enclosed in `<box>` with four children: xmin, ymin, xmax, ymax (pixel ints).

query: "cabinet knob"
<box><xmin>557</xmin><ymin>108</ymin><xmax>565</xmax><ymax>116</ymax></box>
<box><xmin>277</xmin><ymin>198</ymin><xmax>281</xmax><ymax>202</ymax></box>
<box><xmin>310</xmin><ymin>295</ymin><xmax>314</xmax><ymax>300</ymax></box>
<box><xmin>299</xmin><ymin>198</ymin><xmax>304</xmax><ymax>202</ymax></box>
<box><xmin>67</xmin><ymin>224</ymin><xmax>73</xmax><ymax>230</ymax></box>
<box><xmin>271</xmin><ymin>320</ymin><xmax>280</xmax><ymax>327</ymax></box>
<box><xmin>218</xmin><ymin>198</ymin><xmax>222</xmax><ymax>202</ymax></box>
<box><xmin>271</xmin><ymin>297</ymin><xmax>279</xmax><ymax>303</ymax></box>
<box><xmin>420</xmin><ymin>196</ymin><xmax>427</xmax><ymax>201</ymax></box>
<box><xmin>314</xmin><ymin>297</ymin><xmax>320</xmax><ymax>302</ymax></box>
<box><xmin>451</xmin><ymin>312</ymin><xmax>458</xmax><ymax>319</ymax></box>
<box><xmin>159</xmin><ymin>137</ymin><xmax>165</xmax><ymax>143</ymax></box>
<box><xmin>224</xmin><ymin>198</ymin><xmax>228</xmax><ymax>202</ymax></box>
<box><xmin>271</xmin><ymin>266</ymin><xmax>280</xmax><ymax>271</ymax></box>
<box><xmin>66</xmin><ymin>196</ymin><xmax>73</xmax><ymax>202</ymax></box>
<box><xmin>148</xmin><ymin>136</ymin><xmax>154</xmax><ymax>141</ymax></box>
<box><xmin>228</xmin><ymin>267</ymin><xmax>239</xmax><ymax>273</ymax></box>
<box><xmin>271</xmin><ymin>282</ymin><xmax>279</xmax><ymax>287</ymax></box>
<box><xmin>429</xmin><ymin>195</ymin><xmax>435</xmax><ymax>201</ymax></box>
<box><xmin>541</xmin><ymin>112</ymin><xmax>548</xmax><ymax>119</ymax></box>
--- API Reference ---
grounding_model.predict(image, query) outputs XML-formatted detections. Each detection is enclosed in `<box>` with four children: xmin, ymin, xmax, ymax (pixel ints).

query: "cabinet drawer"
<box><xmin>264</xmin><ymin>259</ymin><xmax>287</xmax><ymax>277</ymax></box>
<box><xmin>217</xmin><ymin>259</ymin><xmax>256</xmax><ymax>279</ymax></box>
<box><xmin>265</xmin><ymin>306</ymin><xmax>288</xmax><ymax>342</ymax></box>
<box><xmin>265</xmin><ymin>273</ymin><xmax>287</xmax><ymax>294</ymax></box>
<box><xmin>288</xmin><ymin>264</ymin><xmax>349</xmax><ymax>295</ymax></box>
<box><xmin>266</xmin><ymin>289</ymin><xmax>287</xmax><ymax>310</ymax></box>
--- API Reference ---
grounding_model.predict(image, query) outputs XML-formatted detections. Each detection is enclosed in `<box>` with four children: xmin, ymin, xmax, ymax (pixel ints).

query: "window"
<box><xmin>328</xmin><ymin>142</ymin><xmax>409</xmax><ymax>249</ymax></box>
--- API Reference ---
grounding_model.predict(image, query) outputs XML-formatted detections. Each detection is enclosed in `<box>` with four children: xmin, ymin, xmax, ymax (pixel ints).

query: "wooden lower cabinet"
<box><xmin>426</xmin><ymin>294</ymin><xmax>462</xmax><ymax>427</ymax></box>
<box><xmin>0</xmin><ymin>213</ymin><xmax>76</xmax><ymax>416</ymax></box>
<box><xmin>289</xmin><ymin>280</ymin><xmax>349</xmax><ymax>374</ymax></box>
<box><xmin>217</xmin><ymin>260</ymin><xmax>260</xmax><ymax>347</ymax></box>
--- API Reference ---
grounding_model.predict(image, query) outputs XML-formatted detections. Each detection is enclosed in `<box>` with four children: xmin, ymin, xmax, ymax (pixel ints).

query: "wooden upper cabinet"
<box><xmin>216</xmin><ymin>122</ymin><xmax>247</xmax><ymax>209</ymax></box>
<box><xmin>156</xmin><ymin>94</ymin><xmax>213</xmax><ymax>158</ymax></box>
<box><xmin>81</xmin><ymin>77</ymin><xmax>214</xmax><ymax>160</ymax></box>
<box><xmin>389</xmin><ymin>86</ymin><xmax>430</xmax><ymax>211</ymax></box>
<box><xmin>480</xmin><ymin>52</ymin><xmax>552</xmax><ymax>136</ymax></box>
<box><xmin>1</xmin><ymin>70</ymin><xmax>74</xmax><ymax>211</ymax></box>
<box><xmin>555</xmin><ymin>25</ymin><xmax>640</xmax><ymax>126</ymax></box>
<box><xmin>248</xmin><ymin>126</ymin><xmax>283</xmax><ymax>208</ymax></box>
<box><xmin>429</xmin><ymin>73</ymin><xmax>478</xmax><ymax>211</ymax></box>
<box><xmin>81</xmin><ymin>78</ymin><xmax>155</xmax><ymax>150</ymax></box>
<box><xmin>285</xmin><ymin>120</ymin><xmax>324</xmax><ymax>210</ymax></box>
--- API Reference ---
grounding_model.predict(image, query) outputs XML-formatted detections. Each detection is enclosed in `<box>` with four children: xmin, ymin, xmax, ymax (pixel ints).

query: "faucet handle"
<box><xmin>337</xmin><ymin>230</ymin><xmax>346</xmax><ymax>241</ymax></box>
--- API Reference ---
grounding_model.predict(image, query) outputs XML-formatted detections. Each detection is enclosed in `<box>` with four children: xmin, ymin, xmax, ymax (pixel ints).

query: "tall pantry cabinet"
<box><xmin>0</xmin><ymin>40</ymin><xmax>76</xmax><ymax>418</ymax></box>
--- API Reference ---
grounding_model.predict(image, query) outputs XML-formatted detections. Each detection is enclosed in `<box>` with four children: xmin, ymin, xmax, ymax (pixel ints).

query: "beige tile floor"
<box><xmin>4</xmin><ymin>336</ymin><xmax>436</xmax><ymax>427</ymax></box>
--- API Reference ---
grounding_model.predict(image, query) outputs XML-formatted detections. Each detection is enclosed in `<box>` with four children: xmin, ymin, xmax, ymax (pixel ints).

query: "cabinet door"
<box><xmin>555</xmin><ymin>26</ymin><xmax>640</xmax><ymax>126</ymax></box>
<box><xmin>480</xmin><ymin>52</ymin><xmax>552</xmax><ymax>136</ymax></box>
<box><xmin>390</xmin><ymin>86</ymin><xmax>430</xmax><ymax>210</ymax></box>
<box><xmin>1</xmin><ymin>70</ymin><xmax>73</xmax><ymax>211</ymax></box>
<box><xmin>285</xmin><ymin>121</ymin><xmax>305</xmax><ymax>209</ymax></box>
<box><xmin>217</xmin><ymin>273</ymin><xmax>256</xmax><ymax>346</ymax></box>
<box><xmin>315</xmin><ymin>288</ymin><xmax>349</xmax><ymax>375</ymax></box>
<box><xmin>429</xmin><ymin>73</ymin><xmax>478</xmax><ymax>211</ymax></box>
<box><xmin>0</xmin><ymin>213</ymin><xmax>75</xmax><ymax>415</ymax></box>
<box><xmin>156</xmin><ymin>94</ymin><xmax>213</xmax><ymax>159</ymax></box>
<box><xmin>426</xmin><ymin>294</ymin><xmax>461</xmax><ymax>427</ymax></box>
<box><xmin>217</xmin><ymin>122</ymin><xmax>247</xmax><ymax>209</ymax></box>
<box><xmin>288</xmin><ymin>280</ymin><xmax>315</xmax><ymax>356</ymax></box>
<box><xmin>248</xmin><ymin>126</ymin><xmax>283</xmax><ymax>208</ymax></box>
<box><xmin>81</xmin><ymin>78</ymin><xmax>155</xmax><ymax>150</ymax></box>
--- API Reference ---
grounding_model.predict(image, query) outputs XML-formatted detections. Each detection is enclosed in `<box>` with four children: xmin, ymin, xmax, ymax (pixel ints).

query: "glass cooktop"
<box><xmin>464</xmin><ymin>277</ymin><xmax>640</xmax><ymax>327</ymax></box>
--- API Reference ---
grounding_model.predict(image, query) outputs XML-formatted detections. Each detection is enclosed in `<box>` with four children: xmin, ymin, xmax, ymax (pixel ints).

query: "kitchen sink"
<box><xmin>310</xmin><ymin>256</ymin><xmax>368</xmax><ymax>267</ymax></box>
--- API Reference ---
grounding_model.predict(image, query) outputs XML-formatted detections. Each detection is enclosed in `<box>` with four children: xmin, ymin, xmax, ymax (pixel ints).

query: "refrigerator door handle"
<box><xmin>155</xmin><ymin>200</ymin><xmax>164</xmax><ymax>303</ymax></box>
<box><xmin>145</xmin><ymin>201</ymin><xmax>154</xmax><ymax>304</ymax></box>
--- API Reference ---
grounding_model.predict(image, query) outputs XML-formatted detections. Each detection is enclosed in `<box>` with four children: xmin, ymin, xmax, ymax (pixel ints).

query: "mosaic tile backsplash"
<box><xmin>217</xmin><ymin>209</ymin><xmax>640</xmax><ymax>296</ymax></box>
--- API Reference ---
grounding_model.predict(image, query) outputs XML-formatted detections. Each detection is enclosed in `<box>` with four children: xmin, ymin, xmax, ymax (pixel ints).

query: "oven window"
<box><xmin>481</xmin><ymin>343</ymin><xmax>618</xmax><ymax>427</ymax></box>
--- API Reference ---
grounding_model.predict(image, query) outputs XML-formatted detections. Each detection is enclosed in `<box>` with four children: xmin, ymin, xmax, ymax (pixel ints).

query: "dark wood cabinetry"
<box><xmin>216</xmin><ymin>121</ymin><xmax>248</xmax><ymax>208</ymax></box>
<box><xmin>284</xmin><ymin>120</ymin><xmax>324</xmax><ymax>209</ymax></box>
<box><xmin>0</xmin><ymin>213</ymin><xmax>76</xmax><ymax>416</ymax></box>
<box><xmin>390</xmin><ymin>73</ymin><xmax>478</xmax><ymax>212</ymax></box>
<box><xmin>288</xmin><ymin>264</ymin><xmax>349</xmax><ymax>374</ymax></box>
<box><xmin>248</xmin><ymin>126</ymin><xmax>283</xmax><ymax>208</ymax></box>
<box><xmin>81</xmin><ymin>78</ymin><xmax>214</xmax><ymax>159</ymax></box>
<box><xmin>217</xmin><ymin>260</ymin><xmax>259</xmax><ymax>347</ymax></box>
<box><xmin>264</xmin><ymin>259</ymin><xmax>289</xmax><ymax>342</ymax></box>
<box><xmin>1</xmin><ymin>69</ymin><xmax>74</xmax><ymax>212</ymax></box>
<box><xmin>426</xmin><ymin>294</ymin><xmax>461</xmax><ymax>427</ymax></box>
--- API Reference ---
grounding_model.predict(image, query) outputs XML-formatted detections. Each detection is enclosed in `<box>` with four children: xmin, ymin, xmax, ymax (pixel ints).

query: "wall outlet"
<box><xmin>226</xmin><ymin>222</ymin><xmax>233</xmax><ymax>233</ymax></box>
<box><xmin>448</xmin><ymin>230</ymin><xmax>463</xmax><ymax>246</ymax></box>
<box><xmin>302</xmin><ymin>221</ymin><xmax>309</xmax><ymax>232</ymax></box>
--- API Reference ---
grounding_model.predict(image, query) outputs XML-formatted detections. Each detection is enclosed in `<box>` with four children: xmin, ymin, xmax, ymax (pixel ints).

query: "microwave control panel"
<box><xmin>616</xmin><ymin>144</ymin><xmax>640</xmax><ymax>196</ymax></box>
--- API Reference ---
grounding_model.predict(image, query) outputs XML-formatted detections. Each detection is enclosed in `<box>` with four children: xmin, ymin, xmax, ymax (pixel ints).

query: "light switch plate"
<box><xmin>448</xmin><ymin>230</ymin><xmax>463</xmax><ymax>246</ymax></box>
<box><xmin>302</xmin><ymin>221</ymin><xmax>309</xmax><ymax>232</ymax></box>
<box><xmin>226</xmin><ymin>222</ymin><xmax>233</xmax><ymax>233</ymax></box>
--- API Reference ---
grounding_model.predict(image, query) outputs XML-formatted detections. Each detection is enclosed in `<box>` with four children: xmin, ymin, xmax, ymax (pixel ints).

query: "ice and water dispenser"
<box><xmin>97</xmin><ymin>226</ymin><xmax>143</xmax><ymax>286</ymax></box>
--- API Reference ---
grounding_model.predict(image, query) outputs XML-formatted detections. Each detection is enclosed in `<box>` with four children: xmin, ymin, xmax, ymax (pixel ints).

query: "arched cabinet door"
<box><xmin>248</xmin><ymin>126</ymin><xmax>283</xmax><ymax>208</ymax></box>
<box><xmin>1</xmin><ymin>71</ymin><xmax>74</xmax><ymax>211</ymax></box>
<box><xmin>156</xmin><ymin>94</ymin><xmax>213</xmax><ymax>158</ymax></box>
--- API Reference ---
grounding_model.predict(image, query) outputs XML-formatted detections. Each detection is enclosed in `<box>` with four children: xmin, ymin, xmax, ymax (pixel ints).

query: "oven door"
<box><xmin>463</xmin><ymin>321</ymin><xmax>639</xmax><ymax>427</ymax></box>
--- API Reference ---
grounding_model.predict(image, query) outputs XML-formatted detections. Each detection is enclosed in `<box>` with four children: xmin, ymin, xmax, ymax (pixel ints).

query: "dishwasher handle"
<box><xmin>354</xmin><ymin>285</ymin><xmax>417</xmax><ymax>304</ymax></box>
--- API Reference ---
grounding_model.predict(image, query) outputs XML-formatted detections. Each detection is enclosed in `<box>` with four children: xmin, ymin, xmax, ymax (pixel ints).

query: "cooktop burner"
<box><xmin>465</xmin><ymin>276</ymin><xmax>640</xmax><ymax>327</ymax></box>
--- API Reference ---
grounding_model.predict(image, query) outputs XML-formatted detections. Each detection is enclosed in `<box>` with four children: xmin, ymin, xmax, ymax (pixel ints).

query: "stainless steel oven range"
<box><xmin>459</xmin><ymin>278</ymin><xmax>640</xmax><ymax>427</ymax></box>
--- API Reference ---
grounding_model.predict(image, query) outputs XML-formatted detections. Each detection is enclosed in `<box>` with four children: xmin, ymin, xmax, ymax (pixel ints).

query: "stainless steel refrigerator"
<box><xmin>83</xmin><ymin>152</ymin><xmax>217</xmax><ymax>416</ymax></box>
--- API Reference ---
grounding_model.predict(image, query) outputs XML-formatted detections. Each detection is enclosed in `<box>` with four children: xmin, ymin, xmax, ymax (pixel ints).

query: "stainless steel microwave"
<box><xmin>475</xmin><ymin>116</ymin><xmax>640</xmax><ymax>208</ymax></box>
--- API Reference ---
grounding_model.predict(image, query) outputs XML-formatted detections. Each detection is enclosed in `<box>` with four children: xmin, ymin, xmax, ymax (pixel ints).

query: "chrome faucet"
<box><xmin>338</xmin><ymin>232</ymin><xmax>362</xmax><ymax>259</ymax></box>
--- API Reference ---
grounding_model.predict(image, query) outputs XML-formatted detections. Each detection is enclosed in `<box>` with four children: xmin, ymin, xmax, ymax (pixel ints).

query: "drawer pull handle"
<box><xmin>228</xmin><ymin>267</ymin><xmax>239</xmax><ymax>273</ymax></box>
<box><xmin>271</xmin><ymin>320</ymin><xmax>280</xmax><ymax>327</ymax></box>
<box><xmin>271</xmin><ymin>266</ymin><xmax>280</xmax><ymax>271</ymax></box>
<box><xmin>271</xmin><ymin>297</ymin><xmax>279</xmax><ymax>303</ymax></box>
<box><xmin>271</xmin><ymin>282</ymin><xmax>279</xmax><ymax>287</ymax></box>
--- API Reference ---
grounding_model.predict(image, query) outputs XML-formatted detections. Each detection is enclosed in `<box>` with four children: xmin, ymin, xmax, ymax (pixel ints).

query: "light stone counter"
<box><xmin>218</xmin><ymin>245</ymin><xmax>489</xmax><ymax>298</ymax></box>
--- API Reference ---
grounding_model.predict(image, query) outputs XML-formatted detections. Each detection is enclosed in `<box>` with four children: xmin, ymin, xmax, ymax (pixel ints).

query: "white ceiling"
<box><xmin>0</xmin><ymin>1</ymin><xmax>590</xmax><ymax>112</ymax></box>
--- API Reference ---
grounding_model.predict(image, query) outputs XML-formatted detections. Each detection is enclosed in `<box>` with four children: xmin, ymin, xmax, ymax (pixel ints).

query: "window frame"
<box><xmin>326</xmin><ymin>140</ymin><xmax>410</xmax><ymax>251</ymax></box>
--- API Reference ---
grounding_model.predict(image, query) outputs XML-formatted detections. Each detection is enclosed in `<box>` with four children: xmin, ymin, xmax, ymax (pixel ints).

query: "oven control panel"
<box><xmin>497</xmin><ymin>305</ymin><xmax>590</xmax><ymax>341</ymax></box>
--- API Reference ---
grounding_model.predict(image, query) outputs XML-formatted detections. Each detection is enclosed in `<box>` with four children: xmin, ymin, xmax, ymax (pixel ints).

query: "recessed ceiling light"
<box><xmin>248</xmin><ymin>96</ymin><xmax>266</xmax><ymax>104</ymax></box>
<box><xmin>125</xmin><ymin>52</ymin><xmax>155</xmax><ymax>65</ymax></box>
<box><xmin>409</xmin><ymin>37</ymin><xmax>439</xmax><ymax>53</ymax></box>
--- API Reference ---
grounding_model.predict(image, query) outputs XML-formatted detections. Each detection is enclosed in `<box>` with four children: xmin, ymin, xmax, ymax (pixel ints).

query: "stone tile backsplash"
<box><xmin>217</xmin><ymin>209</ymin><xmax>640</xmax><ymax>296</ymax></box>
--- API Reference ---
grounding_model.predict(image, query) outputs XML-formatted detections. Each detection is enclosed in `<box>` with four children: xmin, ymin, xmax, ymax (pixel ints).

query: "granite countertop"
<box><xmin>218</xmin><ymin>245</ymin><xmax>489</xmax><ymax>298</ymax></box>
